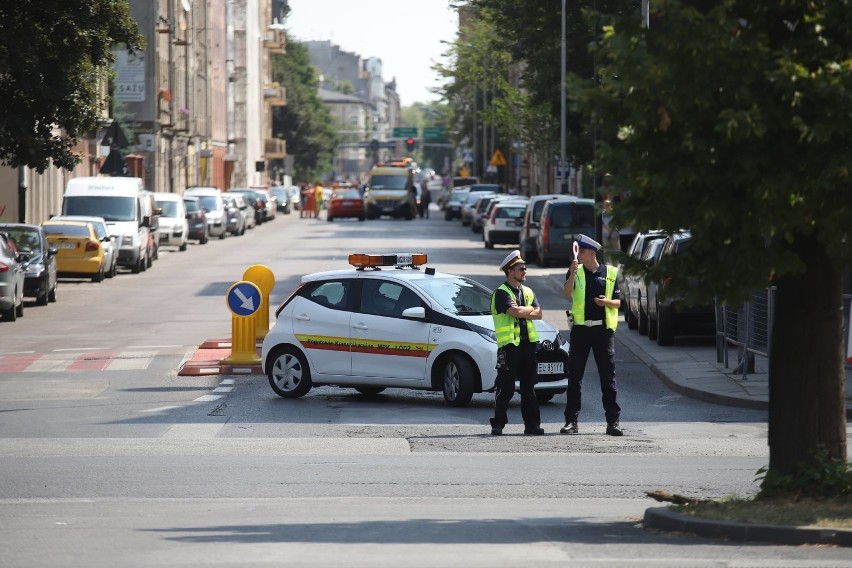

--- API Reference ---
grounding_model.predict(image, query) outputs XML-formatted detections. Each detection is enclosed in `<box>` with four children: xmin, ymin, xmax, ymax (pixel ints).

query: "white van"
<box><xmin>61</xmin><ymin>177</ymin><xmax>151</xmax><ymax>273</ymax></box>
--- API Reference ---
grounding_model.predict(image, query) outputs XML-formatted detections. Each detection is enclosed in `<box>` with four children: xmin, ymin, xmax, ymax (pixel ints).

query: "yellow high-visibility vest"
<box><xmin>490</xmin><ymin>283</ymin><xmax>540</xmax><ymax>347</ymax></box>
<box><xmin>571</xmin><ymin>265</ymin><xmax>618</xmax><ymax>331</ymax></box>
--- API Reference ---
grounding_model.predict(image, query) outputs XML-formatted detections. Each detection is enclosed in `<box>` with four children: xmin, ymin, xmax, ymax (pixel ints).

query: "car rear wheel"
<box><xmin>353</xmin><ymin>386</ymin><xmax>386</xmax><ymax>395</ymax></box>
<box><xmin>656</xmin><ymin>305</ymin><xmax>675</xmax><ymax>346</ymax></box>
<box><xmin>441</xmin><ymin>353</ymin><xmax>475</xmax><ymax>407</ymax></box>
<box><xmin>647</xmin><ymin>309</ymin><xmax>658</xmax><ymax>340</ymax></box>
<box><xmin>48</xmin><ymin>281</ymin><xmax>57</xmax><ymax>303</ymax></box>
<box><xmin>2</xmin><ymin>301</ymin><xmax>15</xmax><ymax>321</ymax></box>
<box><xmin>267</xmin><ymin>346</ymin><xmax>313</xmax><ymax>398</ymax></box>
<box><xmin>637</xmin><ymin>297</ymin><xmax>648</xmax><ymax>335</ymax></box>
<box><xmin>625</xmin><ymin>301</ymin><xmax>638</xmax><ymax>329</ymax></box>
<box><xmin>15</xmin><ymin>295</ymin><xmax>23</xmax><ymax>318</ymax></box>
<box><xmin>92</xmin><ymin>266</ymin><xmax>104</xmax><ymax>282</ymax></box>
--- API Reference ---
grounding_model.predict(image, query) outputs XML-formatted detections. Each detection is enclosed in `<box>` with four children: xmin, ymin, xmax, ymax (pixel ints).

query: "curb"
<box><xmin>644</xmin><ymin>506</ymin><xmax>852</xmax><ymax>547</ymax></box>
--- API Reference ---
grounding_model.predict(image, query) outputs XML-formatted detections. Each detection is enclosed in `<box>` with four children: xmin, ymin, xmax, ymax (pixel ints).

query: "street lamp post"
<box><xmin>560</xmin><ymin>0</ymin><xmax>568</xmax><ymax>194</ymax></box>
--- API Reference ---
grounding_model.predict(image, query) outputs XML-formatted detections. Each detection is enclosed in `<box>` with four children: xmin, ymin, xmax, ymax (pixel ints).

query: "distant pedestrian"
<box><xmin>489</xmin><ymin>250</ymin><xmax>544</xmax><ymax>436</ymax></box>
<box><xmin>561</xmin><ymin>234</ymin><xmax>624</xmax><ymax>437</ymax></box>
<box><xmin>313</xmin><ymin>183</ymin><xmax>324</xmax><ymax>218</ymax></box>
<box><xmin>419</xmin><ymin>181</ymin><xmax>431</xmax><ymax>218</ymax></box>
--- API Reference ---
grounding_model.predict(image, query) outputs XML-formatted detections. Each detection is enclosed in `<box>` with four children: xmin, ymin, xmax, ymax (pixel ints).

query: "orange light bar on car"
<box><xmin>349</xmin><ymin>253</ymin><xmax>427</xmax><ymax>269</ymax></box>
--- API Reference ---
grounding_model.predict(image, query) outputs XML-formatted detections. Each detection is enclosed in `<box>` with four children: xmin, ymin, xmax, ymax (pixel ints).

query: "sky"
<box><xmin>285</xmin><ymin>0</ymin><xmax>459</xmax><ymax>106</ymax></box>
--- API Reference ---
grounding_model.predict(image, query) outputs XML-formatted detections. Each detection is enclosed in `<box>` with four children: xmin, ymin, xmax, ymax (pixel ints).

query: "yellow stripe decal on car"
<box><xmin>296</xmin><ymin>334</ymin><xmax>435</xmax><ymax>358</ymax></box>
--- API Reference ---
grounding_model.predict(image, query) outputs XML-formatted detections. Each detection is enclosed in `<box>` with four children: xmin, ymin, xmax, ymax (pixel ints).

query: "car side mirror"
<box><xmin>18</xmin><ymin>253</ymin><xmax>30</xmax><ymax>263</ymax></box>
<box><xmin>141</xmin><ymin>215</ymin><xmax>151</xmax><ymax>228</ymax></box>
<box><xmin>154</xmin><ymin>207</ymin><xmax>163</xmax><ymax>215</ymax></box>
<box><xmin>401</xmin><ymin>306</ymin><xmax>426</xmax><ymax>319</ymax></box>
<box><xmin>530</xmin><ymin>221</ymin><xmax>540</xmax><ymax>229</ymax></box>
<box><xmin>48</xmin><ymin>247</ymin><xmax>58</xmax><ymax>256</ymax></box>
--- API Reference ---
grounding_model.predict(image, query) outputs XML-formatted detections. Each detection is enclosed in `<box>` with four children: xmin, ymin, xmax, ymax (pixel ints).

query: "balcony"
<box><xmin>263</xmin><ymin>31</ymin><xmax>286</xmax><ymax>54</ymax></box>
<box><xmin>264</xmin><ymin>83</ymin><xmax>287</xmax><ymax>107</ymax></box>
<box><xmin>264</xmin><ymin>138</ymin><xmax>286</xmax><ymax>159</ymax></box>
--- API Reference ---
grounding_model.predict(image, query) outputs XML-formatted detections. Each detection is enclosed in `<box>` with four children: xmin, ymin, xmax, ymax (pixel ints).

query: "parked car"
<box><xmin>535</xmin><ymin>197</ymin><xmax>596</xmax><ymax>267</ymax></box>
<box><xmin>633</xmin><ymin>237</ymin><xmax>667</xmax><ymax>336</ymax></box>
<box><xmin>646</xmin><ymin>231</ymin><xmax>716</xmax><ymax>345</ymax></box>
<box><xmin>461</xmin><ymin>190</ymin><xmax>493</xmax><ymax>227</ymax></box>
<box><xmin>221</xmin><ymin>193</ymin><xmax>247</xmax><ymax>236</ymax></box>
<box><xmin>0</xmin><ymin>232</ymin><xmax>26</xmax><ymax>320</ymax></box>
<box><xmin>41</xmin><ymin>220</ymin><xmax>107</xmax><ymax>282</ymax></box>
<box><xmin>251</xmin><ymin>187</ymin><xmax>277</xmax><ymax>221</ymax></box>
<box><xmin>153</xmin><ymin>193</ymin><xmax>189</xmax><ymax>251</ymax></box>
<box><xmin>519</xmin><ymin>194</ymin><xmax>571</xmax><ymax>262</ymax></box>
<box><xmin>470</xmin><ymin>194</ymin><xmax>500</xmax><ymax>234</ymax></box>
<box><xmin>0</xmin><ymin>223</ymin><xmax>57</xmax><ymax>306</ymax></box>
<box><xmin>619</xmin><ymin>230</ymin><xmax>667</xmax><ymax>330</ymax></box>
<box><xmin>443</xmin><ymin>188</ymin><xmax>470</xmax><ymax>220</ymax></box>
<box><xmin>261</xmin><ymin>253</ymin><xmax>569</xmax><ymax>406</ymax></box>
<box><xmin>184</xmin><ymin>187</ymin><xmax>227</xmax><ymax>239</ymax></box>
<box><xmin>269</xmin><ymin>186</ymin><xmax>292</xmax><ymax>214</ymax></box>
<box><xmin>49</xmin><ymin>216</ymin><xmax>119</xmax><ymax>278</ymax></box>
<box><xmin>326</xmin><ymin>188</ymin><xmax>366</xmax><ymax>222</ymax></box>
<box><xmin>183</xmin><ymin>196</ymin><xmax>208</xmax><ymax>244</ymax></box>
<box><xmin>227</xmin><ymin>189</ymin><xmax>264</xmax><ymax>225</ymax></box>
<box><xmin>482</xmin><ymin>200</ymin><xmax>528</xmax><ymax>249</ymax></box>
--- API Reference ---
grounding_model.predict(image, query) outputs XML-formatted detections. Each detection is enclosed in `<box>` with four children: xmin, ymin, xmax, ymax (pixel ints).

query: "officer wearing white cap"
<box><xmin>561</xmin><ymin>234</ymin><xmax>624</xmax><ymax>436</ymax></box>
<box><xmin>489</xmin><ymin>250</ymin><xmax>544</xmax><ymax>435</ymax></box>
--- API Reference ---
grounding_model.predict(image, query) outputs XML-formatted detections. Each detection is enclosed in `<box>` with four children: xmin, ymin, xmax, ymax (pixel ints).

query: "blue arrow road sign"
<box><xmin>226</xmin><ymin>281</ymin><xmax>262</xmax><ymax>317</ymax></box>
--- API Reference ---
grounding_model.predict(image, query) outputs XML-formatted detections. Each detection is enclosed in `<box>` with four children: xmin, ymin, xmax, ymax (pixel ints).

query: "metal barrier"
<box><xmin>718</xmin><ymin>290</ymin><xmax>852</xmax><ymax>379</ymax></box>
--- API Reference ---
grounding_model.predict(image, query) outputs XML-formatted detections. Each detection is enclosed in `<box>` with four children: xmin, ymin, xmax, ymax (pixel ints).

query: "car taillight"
<box><xmin>542</xmin><ymin>219</ymin><xmax>549</xmax><ymax>245</ymax></box>
<box><xmin>85</xmin><ymin>241</ymin><xmax>100</xmax><ymax>252</ymax></box>
<box><xmin>0</xmin><ymin>262</ymin><xmax>8</xmax><ymax>272</ymax></box>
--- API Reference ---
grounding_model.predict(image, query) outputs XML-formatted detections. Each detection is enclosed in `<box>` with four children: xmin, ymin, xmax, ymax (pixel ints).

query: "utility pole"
<box><xmin>560</xmin><ymin>0</ymin><xmax>568</xmax><ymax>194</ymax></box>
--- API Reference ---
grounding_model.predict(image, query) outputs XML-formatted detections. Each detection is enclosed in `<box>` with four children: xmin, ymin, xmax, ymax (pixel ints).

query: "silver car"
<box><xmin>49</xmin><ymin>215</ymin><xmax>119</xmax><ymax>278</ymax></box>
<box><xmin>0</xmin><ymin>232</ymin><xmax>25</xmax><ymax>321</ymax></box>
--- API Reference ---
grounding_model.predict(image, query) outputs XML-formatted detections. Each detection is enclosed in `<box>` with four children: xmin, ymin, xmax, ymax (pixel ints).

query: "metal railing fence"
<box><xmin>717</xmin><ymin>291</ymin><xmax>852</xmax><ymax>379</ymax></box>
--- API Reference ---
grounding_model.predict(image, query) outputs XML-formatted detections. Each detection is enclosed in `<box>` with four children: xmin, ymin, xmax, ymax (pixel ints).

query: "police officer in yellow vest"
<box><xmin>489</xmin><ymin>250</ymin><xmax>545</xmax><ymax>435</ymax></box>
<box><xmin>561</xmin><ymin>235</ymin><xmax>624</xmax><ymax>436</ymax></box>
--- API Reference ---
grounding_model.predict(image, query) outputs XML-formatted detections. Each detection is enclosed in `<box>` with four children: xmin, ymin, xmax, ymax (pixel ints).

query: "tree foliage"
<box><xmin>271</xmin><ymin>38</ymin><xmax>338</xmax><ymax>182</ymax></box>
<box><xmin>581</xmin><ymin>0</ymin><xmax>852</xmax><ymax>481</ymax></box>
<box><xmin>0</xmin><ymin>0</ymin><xmax>143</xmax><ymax>172</ymax></box>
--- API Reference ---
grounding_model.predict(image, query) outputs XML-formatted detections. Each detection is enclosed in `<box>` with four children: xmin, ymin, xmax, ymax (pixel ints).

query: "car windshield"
<box><xmin>198</xmin><ymin>196</ymin><xmax>220</xmax><ymax>210</ymax></box>
<box><xmin>157</xmin><ymin>201</ymin><xmax>180</xmax><ymax>217</ymax></box>
<box><xmin>414</xmin><ymin>276</ymin><xmax>492</xmax><ymax>316</ymax></box>
<box><xmin>2</xmin><ymin>228</ymin><xmax>40</xmax><ymax>254</ymax></box>
<box><xmin>64</xmin><ymin>196</ymin><xmax>136</xmax><ymax>222</ymax></box>
<box><xmin>550</xmin><ymin>204</ymin><xmax>595</xmax><ymax>229</ymax></box>
<box><xmin>370</xmin><ymin>175</ymin><xmax>408</xmax><ymax>190</ymax></box>
<box><xmin>334</xmin><ymin>189</ymin><xmax>361</xmax><ymax>199</ymax></box>
<box><xmin>184</xmin><ymin>200</ymin><xmax>199</xmax><ymax>212</ymax></box>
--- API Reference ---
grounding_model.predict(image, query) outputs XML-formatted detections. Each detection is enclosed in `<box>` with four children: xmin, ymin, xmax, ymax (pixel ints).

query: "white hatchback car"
<box><xmin>482</xmin><ymin>200</ymin><xmax>529</xmax><ymax>249</ymax></box>
<box><xmin>153</xmin><ymin>193</ymin><xmax>189</xmax><ymax>251</ymax></box>
<box><xmin>261</xmin><ymin>253</ymin><xmax>569</xmax><ymax>406</ymax></box>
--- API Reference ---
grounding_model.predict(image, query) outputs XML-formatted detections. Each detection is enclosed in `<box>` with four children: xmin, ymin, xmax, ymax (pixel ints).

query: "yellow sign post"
<box><xmin>220</xmin><ymin>280</ymin><xmax>262</xmax><ymax>365</ymax></box>
<box><xmin>490</xmin><ymin>149</ymin><xmax>507</xmax><ymax>167</ymax></box>
<box><xmin>243</xmin><ymin>264</ymin><xmax>275</xmax><ymax>339</ymax></box>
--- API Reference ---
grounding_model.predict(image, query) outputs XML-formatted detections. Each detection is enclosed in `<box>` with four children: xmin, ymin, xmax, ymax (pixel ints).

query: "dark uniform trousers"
<box><xmin>565</xmin><ymin>325</ymin><xmax>621</xmax><ymax>424</ymax></box>
<box><xmin>491</xmin><ymin>341</ymin><xmax>540</xmax><ymax>429</ymax></box>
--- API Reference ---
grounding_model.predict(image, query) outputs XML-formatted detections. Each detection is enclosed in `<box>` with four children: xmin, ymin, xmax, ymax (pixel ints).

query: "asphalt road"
<box><xmin>1</xmin><ymin>207</ymin><xmax>850</xmax><ymax>567</ymax></box>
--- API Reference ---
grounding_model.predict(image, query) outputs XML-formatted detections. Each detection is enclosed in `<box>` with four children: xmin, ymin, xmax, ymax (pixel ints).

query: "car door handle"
<box><xmin>294</xmin><ymin>314</ymin><xmax>311</xmax><ymax>321</ymax></box>
<box><xmin>351</xmin><ymin>322</ymin><xmax>368</xmax><ymax>330</ymax></box>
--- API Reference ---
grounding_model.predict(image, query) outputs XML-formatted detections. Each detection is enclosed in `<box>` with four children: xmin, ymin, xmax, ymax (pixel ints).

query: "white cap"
<box><xmin>499</xmin><ymin>250</ymin><xmax>526</xmax><ymax>271</ymax></box>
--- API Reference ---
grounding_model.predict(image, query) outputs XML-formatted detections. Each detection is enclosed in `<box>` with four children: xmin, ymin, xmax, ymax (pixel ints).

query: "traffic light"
<box><xmin>405</xmin><ymin>138</ymin><xmax>416</xmax><ymax>152</ymax></box>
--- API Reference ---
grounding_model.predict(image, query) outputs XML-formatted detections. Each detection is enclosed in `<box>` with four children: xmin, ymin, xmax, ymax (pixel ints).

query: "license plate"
<box><xmin>58</xmin><ymin>242</ymin><xmax>76</xmax><ymax>249</ymax></box>
<box><xmin>537</xmin><ymin>362</ymin><xmax>563</xmax><ymax>374</ymax></box>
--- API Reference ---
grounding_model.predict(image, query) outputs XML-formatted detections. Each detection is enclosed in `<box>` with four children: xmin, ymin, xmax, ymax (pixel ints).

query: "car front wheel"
<box><xmin>267</xmin><ymin>346</ymin><xmax>313</xmax><ymax>398</ymax></box>
<box><xmin>441</xmin><ymin>353</ymin><xmax>475</xmax><ymax>407</ymax></box>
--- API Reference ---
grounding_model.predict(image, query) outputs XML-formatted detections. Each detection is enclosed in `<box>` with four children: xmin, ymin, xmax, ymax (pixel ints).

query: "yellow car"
<box><xmin>42</xmin><ymin>220</ymin><xmax>107</xmax><ymax>282</ymax></box>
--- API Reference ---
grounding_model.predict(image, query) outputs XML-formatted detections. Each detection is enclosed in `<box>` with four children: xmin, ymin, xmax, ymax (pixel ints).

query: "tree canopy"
<box><xmin>0</xmin><ymin>0</ymin><xmax>143</xmax><ymax>172</ymax></box>
<box><xmin>271</xmin><ymin>38</ymin><xmax>338</xmax><ymax>182</ymax></box>
<box><xmin>581</xmin><ymin>0</ymin><xmax>852</xmax><ymax>483</ymax></box>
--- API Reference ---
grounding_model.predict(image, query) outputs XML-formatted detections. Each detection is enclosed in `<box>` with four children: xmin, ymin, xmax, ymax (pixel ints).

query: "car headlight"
<box><xmin>555</xmin><ymin>332</ymin><xmax>568</xmax><ymax>347</ymax></box>
<box><xmin>25</xmin><ymin>262</ymin><xmax>44</xmax><ymax>276</ymax></box>
<box><xmin>467</xmin><ymin>322</ymin><xmax>497</xmax><ymax>343</ymax></box>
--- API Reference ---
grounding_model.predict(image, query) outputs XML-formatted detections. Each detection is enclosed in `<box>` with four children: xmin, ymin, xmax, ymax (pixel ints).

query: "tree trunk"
<box><xmin>768</xmin><ymin>234</ymin><xmax>847</xmax><ymax>475</ymax></box>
